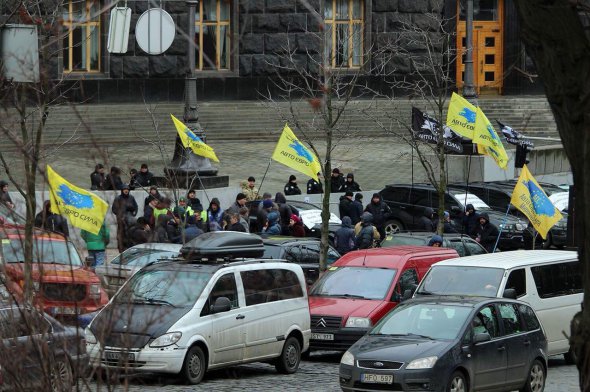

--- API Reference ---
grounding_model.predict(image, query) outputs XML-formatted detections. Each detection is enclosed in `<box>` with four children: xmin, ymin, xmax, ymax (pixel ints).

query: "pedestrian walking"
<box><xmin>90</xmin><ymin>164</ymin><xmax>105</xmax><ymax>190</ymax></box>
<box><xmin>111</xmin><ymin>185</ymin><xmax>138</xmax><ymax>252</ymax></box>
<box><xmin>341</xmin><ymin>173</ymin><xmax>362</xmax><ymax>193</ymax></box>
<box><xmin>355</xmin><ymin>212</ymin><xmax>379</xmax><ymax>249</ymax></box>
<box><xmin>334</xmin><ymin>216</ymin><xmax>355</xmax><ymax>255</ymax></box>
<box><xmin>307</xmin><ymin>172</ymin><xmax>323</xmax><ymax>194</ymax></box>
<box><xmin>284</xmin><ymin>175</ymin><xmax>302</xmax><ymax>196</ymax></box>
<box><xmin>34</xmin><ymin>200</ymin><xmax>70</xmax><ymax>238</ymax></box>
<box><xmin>0</xmin><ymin>180</ymin><xmax>14</xmax><ymax>209</ymax></box>
<box><xmin>81</xmin><ymin>222</ymin><xmax>110</xmax><ymax>268</ymax></box>
<box><xmin>241</xmin><ymin>176</ymin><xmax>261</xmax><ymax>201</ymax></box>
<box><xmin>364</xmin><ymin>193</ymin><xmax>391</xmax><ymax>241</ymax></box>
<box><xmin>475</xmin><ymin>213</ymin><xmax>500</xmax><ymax>252</ymax></box>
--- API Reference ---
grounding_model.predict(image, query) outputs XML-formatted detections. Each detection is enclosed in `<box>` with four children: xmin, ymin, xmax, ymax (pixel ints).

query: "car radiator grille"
<box><xmin>311</xmin><ymin>315</ymin><xmax>342</xmax><ymax>329</ymax></box>
<box><xmin>357</xmin><ymin>360</ymin><xmax>404</xmax><ymax>370</ymax></box>
<box><xmin>43</xmin><ymin>283</ymin><xmax>86</xmax><ymax>302</ymax></box>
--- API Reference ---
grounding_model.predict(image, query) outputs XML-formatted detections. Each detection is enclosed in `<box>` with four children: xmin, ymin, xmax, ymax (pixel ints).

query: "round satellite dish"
<box><xmin>135</xmin><ymin>8</ymin><xmax>175</xmax><ymax>55</ymax></box>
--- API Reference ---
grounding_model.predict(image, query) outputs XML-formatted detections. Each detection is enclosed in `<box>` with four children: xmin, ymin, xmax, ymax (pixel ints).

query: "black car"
<box><xmin>450</xmin><ymin>181</ymin><xmax>568</xmax><ymax>249</ymax></box>
<box><xmin>381</xmin><ymin>232</ymin><xmax>487</xmax><ymax>257</ymax></box>
<box><xmin>379</xmin><ymin>184</ymin><xmax>527</xmax><ymax>250</ymax></box>
<box><xmin>339</xmin><ymin>296</ymin><xmax>547</xmax><ymax>392</ymax></box>
<box><xmin>0</xmin><ymin>303</ymin><xmax>88</xmax><ymax>391</ymax></box>
<box><xmin>261</xmin><ymin>236</ymin><xmax>341</xmax><ymax>286</ymax></box>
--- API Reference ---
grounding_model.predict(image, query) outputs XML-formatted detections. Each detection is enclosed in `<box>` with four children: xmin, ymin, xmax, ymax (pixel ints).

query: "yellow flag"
<box><xmin>171</xmin><ymin>114</ymin><xmax>219</xmax><ymax>162</ymax></box>
<box><xmin>510</xmin><ymin>165</ymin><xmax>563</xmax><ymax>240</ymax></box>
<box><xmin>271</xmin><ymin>124</ymin><xmax>322</xmax><ymax>181</ymax></box>
<box><xmin>474</xmin><ymin>107</ymin><xmax>509</xmax><ymax>169</ymax></box>
<box><xmin>46</xmin><ymin>165</ymin><xmax>108</xmax><ymax>235</ymax></box>
<box><xmin>445</xmin><ymin>92</ymin><xmax>477</xmax><ymax>139</ymax></box>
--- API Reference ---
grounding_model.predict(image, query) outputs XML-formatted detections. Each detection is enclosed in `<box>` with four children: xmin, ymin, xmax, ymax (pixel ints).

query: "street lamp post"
<box><xmin>462</xmin><ymin>0</ymin><xmax>477</xmax><ymax>103</ymax></box>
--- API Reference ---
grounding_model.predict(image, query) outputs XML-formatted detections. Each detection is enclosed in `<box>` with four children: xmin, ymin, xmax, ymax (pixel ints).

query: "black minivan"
<box><xmin>339</xmin><ymin>296</ymin><xmax>547</xmax><ymax>392</ymax></box>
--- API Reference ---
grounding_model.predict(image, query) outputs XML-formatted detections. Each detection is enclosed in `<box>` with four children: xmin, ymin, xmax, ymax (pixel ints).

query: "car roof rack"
<box><xmin>179</xmin><ymin>232</ymin><xmax>265</xmax><ymax>263</ymax></box>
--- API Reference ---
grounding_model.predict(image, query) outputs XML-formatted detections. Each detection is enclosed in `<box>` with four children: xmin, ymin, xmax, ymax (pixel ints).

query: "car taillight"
<box><xmin>89</xmin><ymin>284</ymin><xmax>101</xmax><ymax>299</ymax></box>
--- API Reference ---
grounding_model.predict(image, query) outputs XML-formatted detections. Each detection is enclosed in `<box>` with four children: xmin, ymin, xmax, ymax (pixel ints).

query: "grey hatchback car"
<box><xmin>340</xmin><ymin>297</ymin><xmax>547</xmax><ymax>392</ymax></box>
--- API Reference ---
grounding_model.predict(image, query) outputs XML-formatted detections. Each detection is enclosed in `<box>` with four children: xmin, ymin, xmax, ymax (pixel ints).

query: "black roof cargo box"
<box><xmin>180</xmin><ymin>231</ymin><xmax>265</xmax><ymax>260</ymax></box>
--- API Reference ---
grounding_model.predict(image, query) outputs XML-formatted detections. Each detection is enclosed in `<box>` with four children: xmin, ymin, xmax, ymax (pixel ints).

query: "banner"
<box><xmin>171</xmin><ymin>114</ymin><xmax>219</xmax><ymax>162</ymax></box>
<box><xmin>510</xmin><ymin>164</ymin><xmax>563</xmax><ymax>239</ymax></box>
<box><xmin>445</xmin><ymin>92</ymin><xmax>477</xmax><ymax>140</ymax></box>
<box><xmin>497</xmin><ymin>120</ymin><xmax>534</xmax><ymax>148</ymax></box>
<box><xmin>411</xmin><ymin>107</ymin><xmax>463</xmax><ymax>153</ymax></box>
<box><xmin>475</xmin><ymin>107</ymin><xmax>509</xmax><ymax>169</ymax></box>
<box><xmin>271</xmin><ymin>124</ymin><xmax>322</xmax><ymax>181</ymax></box>
<box><xmin>47</xmin><ymin>165</ymin><xmax>108</xmax><ymax>235</ymax></box>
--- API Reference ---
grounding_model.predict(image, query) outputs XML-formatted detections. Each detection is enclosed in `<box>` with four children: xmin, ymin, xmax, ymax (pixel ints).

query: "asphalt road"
<box><xmin>83</xmin><ymin>353</ymin><xmax>578</xmax><ymax>391</ymax></box>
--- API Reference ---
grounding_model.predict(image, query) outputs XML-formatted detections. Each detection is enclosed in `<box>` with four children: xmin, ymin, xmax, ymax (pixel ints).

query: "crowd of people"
<box><xmin>0</xmin><ymin>163</ymin><xmax>501</xmax><ymax>268</ymax></box>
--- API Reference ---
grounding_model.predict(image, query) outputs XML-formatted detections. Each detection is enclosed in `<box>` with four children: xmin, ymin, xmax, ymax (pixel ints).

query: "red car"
<box><xmin>0</xmin><ymin>227</ymin><xmax>109</xmax><ymax>319</ymax></box>
<box><xmin>308</xmin><ymin>246</ymin><xmax>459</xmax><ymax>351</ymax></box>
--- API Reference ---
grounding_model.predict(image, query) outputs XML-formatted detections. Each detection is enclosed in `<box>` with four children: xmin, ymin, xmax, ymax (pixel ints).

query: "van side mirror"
<box><xmin>210</xmin><ymin>297</ymin><xmax>231</xmax><ymax>314</ymax></box>
<box><xmin>84</xmin><ymin>256</ymin><xmax>95</xmax><ymax>267</ymax></box>
<box><xmin>502</xmin><ymin>288</ymin><xmax>517</xmax><ymax>299</ymax></box>
<box><xmin>473</xmin><ymin>332</ymin><xmax>491</xmax><ymax>344</ymax></box>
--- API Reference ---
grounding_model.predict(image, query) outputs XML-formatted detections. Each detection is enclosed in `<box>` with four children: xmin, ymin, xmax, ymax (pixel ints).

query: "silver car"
<box><xmin>95</xmin><ymin>243</ymin><xmax>182</xmax><ymax>296</ymax></box>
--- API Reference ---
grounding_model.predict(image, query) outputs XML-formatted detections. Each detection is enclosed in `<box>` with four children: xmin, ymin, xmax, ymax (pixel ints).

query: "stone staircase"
<box><xmin>2</xmin><ymin>96</ymin><xmax>559</xmax><ymax>150</ymax></box>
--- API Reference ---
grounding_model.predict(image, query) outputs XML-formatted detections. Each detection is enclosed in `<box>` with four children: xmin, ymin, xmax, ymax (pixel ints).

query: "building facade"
<box><xmin>3</xmin><ymin>0</ymin><xmax>542</xmax><ymax>102</ymax></box>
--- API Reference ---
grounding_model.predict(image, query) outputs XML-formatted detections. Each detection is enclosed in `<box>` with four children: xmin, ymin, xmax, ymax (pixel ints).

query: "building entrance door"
<box><xmin>456</xmin><ymin>0</ymin><xmax>504</xmax><ymax>94</ymax></box>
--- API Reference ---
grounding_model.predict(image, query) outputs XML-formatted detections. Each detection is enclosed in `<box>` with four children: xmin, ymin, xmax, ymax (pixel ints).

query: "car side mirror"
<box><xmin>84</xmin><ymin>256</ymin><xmax>95</xmax><ymax>267</ymax></box>
<box><xmin>502</xmin><ymin>288</ymin><xmax>517</xmax><ymax>299</ymax></box>
<box><xmin>391</xmin><ymin>292</ymin><xmax>402</xmax><ymax>303</ymax></box>
<box><xmin>473</xmin><ymin>332</ymin><xmax>491</xmax><ymax>344</ymax></box>
<box><xmin>210</xmin><ymin>297</ymin><xmax>231</xmax><ymax>314</ymax></box>
<box><xmin>402</xmin><ymin>288</ymin><xmax>414</xmax><ymax>301</ymax></box>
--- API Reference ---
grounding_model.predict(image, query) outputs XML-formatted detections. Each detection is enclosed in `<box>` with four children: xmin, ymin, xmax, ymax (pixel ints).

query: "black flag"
<box><xmin>497</xmin><ymin>120</ymin><xmax>534</xmax><ymax>148</ymax></box>
<box><xmin>411</xmin><ymin>107</ymin><xmax>463</xmax><ymax>153</ymax></box>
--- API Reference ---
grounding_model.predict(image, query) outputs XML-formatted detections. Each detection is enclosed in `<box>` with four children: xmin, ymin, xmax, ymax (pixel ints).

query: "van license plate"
<box><xmin>105</xmin><ymin>351</ymin><xmax>135</xmax><ymax>361</ymax></box>
<box><xmin>361</xmin><ymin>373</ymin><xmax>393</xmax><ymax>384</ymax></box>
<box><xmin>311</xmin><ymin>333</ymin><xmax>334</xmax><ymax>340</ymax></box>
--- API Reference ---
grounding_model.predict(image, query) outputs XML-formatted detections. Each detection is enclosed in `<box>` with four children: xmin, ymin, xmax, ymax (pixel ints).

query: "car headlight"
<box><xmin>345</xmin><ymin>317</ymin><xmax>372</xmax><ymax>328</ymax></box>
<box><xmin>85</xmin><ymin>328</ymin><xmax>97</xmax><ymax>344</ymax></box>
<box><xmin>515</xmin><ymin>223</ymin><xmax>526</xmax><ymax>231</ymax></box>
<box><xmin>406</xmin><ymin>356</ymin><xmax>438</xmax><ymax>369</ymax></box>
<box><xmin>150</xmin><ymin>332</ymin><xmax>182</xmax><ymax>348</ymax></box>
<box><xmin>89</xmin><ymin>284</ymin><xmax>101</xmax><ymax>299</ymax></box>
<box><xmin>340</xmin><ymin>351</ymin><xmax>355</xmax><ymax>366</ymax></box>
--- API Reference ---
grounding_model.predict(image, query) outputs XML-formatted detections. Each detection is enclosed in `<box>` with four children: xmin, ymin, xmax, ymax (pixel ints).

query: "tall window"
<box><xmin>62</xmin><ymin>0</ymin><xmax>100</xmax><ymax>72</ymax></box>
<box><xmin>324</xmin><ymin>0</ymin><xmax>364</xmax><ymax>68</ymax></box>
<box><xmin>196</xmin><ymin>0</ymin><xmax>231</xmax><ymax>71</ymax></box>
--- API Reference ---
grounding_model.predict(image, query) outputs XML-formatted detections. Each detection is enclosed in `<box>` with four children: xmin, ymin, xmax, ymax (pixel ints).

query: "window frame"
<box><xmin>324</xmin><ymin>0</ymin><xmax>365</xmax><ymax>69</ymax></box>
<box><xmin>195</xmin><ymin>0</ymin><xmax>233</xmax><ymax>72</ymax></box>
<box><xmin>62</xmin><ymin>0</ymin><xmax>101</xmax><ymax>73</ymax></box>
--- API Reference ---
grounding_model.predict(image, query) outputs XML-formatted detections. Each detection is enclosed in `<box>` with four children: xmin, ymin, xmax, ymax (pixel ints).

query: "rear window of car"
<box><xmin>531</xmin><ymin>261</ymin><xmax>583</xmax><ymax>298</ymax></box>
<box><xmin>417</xmin><ymin>266</ymin><xmax>504</xmax><ymax>297</ymax></box>
<box><xmin>262</xmin><ymin>245</ymin><xmax>284</xmax><ymax>260</ymax></box>
<box><xmin>381</xmin><ymin>236</ymin><xmax>426</xmax><ymax>247</ymax></box>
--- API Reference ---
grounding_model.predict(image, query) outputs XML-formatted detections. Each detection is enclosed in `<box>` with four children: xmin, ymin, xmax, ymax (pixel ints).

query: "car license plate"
<box><xmin>105</xmin><ymin>351</ymin><xmax>135</xmax><ymax>361</ymax></box>
<box><xmin>311</xmin><ymin>333</ymin><xmax>334</xmax><ymax>340</ymax></box>
<box><xmin>51</xmin><ymin>307</ymin><xmax>78</xmax><ymax>315</ymax></box>
<box><xmin>361</xmin><ymin>373</ymin><xmax>393</xmax><ymax>384</ymax></box>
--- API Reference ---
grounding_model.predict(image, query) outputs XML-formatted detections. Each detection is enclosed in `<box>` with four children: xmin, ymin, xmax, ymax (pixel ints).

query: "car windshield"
<box><xmin>262</xmin><ymin>245</ymin><xmax>284</xmax><ymax>260</ymax></box>
<box><xmin>1</xmin><ymin>239</ymin><xmax>82</xmax><ymax>266</ymax></box>
<box><xmin>115</xmin><ymin>269</ymin><xmax>212</xmax><ymax>308</ymax></box>
<box><xmin>310</xmin><ymin>267</ymin><xmax>396</xmax><ymax>300</ymax></box>
<box><xmin>370</xmin><ymin>303</ymin><xmax>472</xmax><ymax>340</ymax></box>
<box><xmin>111</xmin><ymin>248</ymin><xmax>179</xmax><ymax>267</ymax></box>
<box><xmin>381</xmin><ymin>236</ymin><xmax>426</xmax><ymax>247</ymax></box>
<box><xmin>452</xmin><ymin>193</ymin><xmax>492</xmax><ymax>212</ymax></box>
<box><xmin>417</xmin><ymin>266</ymin><xmax>504</xmax><ymax>297</ymax></box>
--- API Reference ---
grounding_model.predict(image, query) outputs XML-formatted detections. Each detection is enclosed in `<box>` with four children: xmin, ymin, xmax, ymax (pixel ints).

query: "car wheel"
<box><xmin>564</xmin><ymin>348</ymin><xmax>578</xmax><ymax>365</ymax></box>
<box><xmin>50</xmin><ymin>357</ymin><xmax>73</xmax><ymax>392</ymax></box>
<box><xmin>447</xmin><ymin>370</ymin><xmax>467</xmax><ymax>392</ymax></box>
<box><xmin>384</xmin><ymin>219</ymin><xmax>404</xmax><ymax>236</ymax></box>
<box><xmin>275</xmin><ymin>336</ymin><xmax>301</xmax><ymax>374</ymax></box>
<box><xmin>182</xmin><ymin>346</ymin><xmax>206</xmax><ymax>385</ymax></box>
<box><xmin>520</xmin><ymin>359</ymin><xmax>546</xmax><ymax>392</ymax></box>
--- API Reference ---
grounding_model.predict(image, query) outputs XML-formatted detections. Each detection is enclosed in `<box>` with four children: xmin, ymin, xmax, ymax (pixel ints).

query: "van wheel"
<box><xmin>519</xmin><ymin>359</ymin><xmax>545</xmax><ymax>392</ymax></box>
<box><xmin>50</xmin><ymin>357</ymin><xmax>73</xmax><ymax>392</ymax></box>
<box><xmin>447</xmin><ymin>370</ymin><xmax>467</xmax><ymax>392</ymax></box>
<box><xmin>275</xmin><ymin>337</ymin><xmax>301</xmax><ymax>374</ymax></box>
<box><xmin>385</xmin><ymin>219</ymin><xmax>403</xmax><ymax>236</ymax></box>
<box><xmin>564</xmin><ymin>348</ymin><xmax>578</xmax><ymax>365</ymax></box>
<box><xmin>182</xmin><ymin>346</ymin><xmax>206</xmax><ymax>385</ymax></box>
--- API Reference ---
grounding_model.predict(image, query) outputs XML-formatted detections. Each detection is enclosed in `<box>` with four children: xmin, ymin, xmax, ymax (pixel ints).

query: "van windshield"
<box><xmin>310</xmin><ymin>267</ymin><xmax>396</xmax><ymax>300</ymax></box>
<box><xmin>1</xmin><ymin>239</ymin><xmax>82</xmax><ymax>266</ymax></box>
<box><xmin>416</xmin><ymin>266</ymin><xmax>504</xmax><ymax>297</ymax></box>
<box><xmin>115</xmin><ymin>269</ymin><xmax>213</xmax><ymax>308</ymax></box>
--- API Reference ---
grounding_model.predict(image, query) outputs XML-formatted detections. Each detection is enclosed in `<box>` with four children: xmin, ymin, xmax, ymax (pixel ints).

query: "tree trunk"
<box><xmin>513</xmin><ymin>1</ymin><xmax>590</xmax><ymax>388</ymax></box>
<box><xmin>319</xmin><ymin>72</ymin><xmax>333</xmax><ymax>273</ymax></box>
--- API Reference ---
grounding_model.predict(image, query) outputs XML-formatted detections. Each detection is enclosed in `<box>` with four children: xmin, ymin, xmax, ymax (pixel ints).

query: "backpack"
<box><xmin>355</xmin><ymin>225</ymin><xmax>374</xmax><ymax>250</ymax></box>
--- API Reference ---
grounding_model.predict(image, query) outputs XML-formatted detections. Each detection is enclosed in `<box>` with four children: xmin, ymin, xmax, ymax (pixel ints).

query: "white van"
<box><xmin>85</xmin><ymin>232</ymin><xmax>311</xmax><ymax>384</ymax></box>
<box><xmin>413</xmin><ymin>250</ymin><xmax>582</xmax><ymax>362</ymax></box>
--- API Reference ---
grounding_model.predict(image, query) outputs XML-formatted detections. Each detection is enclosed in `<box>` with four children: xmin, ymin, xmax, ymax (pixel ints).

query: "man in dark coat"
<box><xmin>340</xmin><ymin>173</ymin><xmax>362</xmax><ymax>193</ymax></box>
<box><xmin>349</xmin><ymin>193</ymin><xmax>364</xmax><ymax>225</ymax></box>
<box><xmin>355</xmin><ymin>212</ymin><xmax>376</xmax><ymax>249</ymax></box>
<box><xmin>284</xmin><ymin>175</ymin><xmax>302</xmax><ymax>196</ymax></box>
<box><xmin>475</xmin><ymin>213</ymin><xmax>499</xmax><ymax>252</ymax></box>
<box><xmin>111</xmin><ymin>185</ymin><xmax>138</xmax><ymax>252</ymax></box>
<box><xmin>274</xmin><ymin>192</ymin><xmax>293</xmax><ymax>235</ymax></box>
<box><xmin>307</xmin><ymin>172</ymin><xmax>323</xmax><ymax>194</ymax></box>
<box><xmin>330</xmin><ymin>168</ymin><xmax>345</xmax><ymax>193</ymax></box>
<box><xmin>443</xmin><ymin>211</ymin><xmax>458</xmax><ymax>234</ymax></box>
<box><xmin>135</xmin><ymin>163</ymin><xmax>154</xmax><ymax>187</ymax></box>
<box><xmin>334</xmin><ymin>216</ymin><xmax>355</xmax><ymax>254</ymax></box>
<box><xmin>339</xmin><ymin>191</ymin><xmax>354</xmax><ymax>220</ymax></box>
<box><xmin>462</xmin><ymin>203</ymin><xmax>479</xmax><ymax>237</ymax></box>
<box><xmin>34</xmin><ymin>201</ymin><xmax>69</xmax><ymax>238</ymax></box>
<box><xmin>417</xmin><ymin>207</ymin><xmax>436</xmax><ymax>232</ymax></box>
<box><xmin>90</xmin><ymin>164</ymin><xmax>105</xmax><ymax>190</ymax></box>
<box><xmin>364</xmin><ymin>193</ymin><xmax>391</xmax><ymax>241</ymax></box>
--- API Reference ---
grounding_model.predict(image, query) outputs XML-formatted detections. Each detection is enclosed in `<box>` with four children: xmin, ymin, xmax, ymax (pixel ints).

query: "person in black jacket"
<box><xmin>443</xmin><ymin>211</ymin><xmax>458</xmax><ymax>233</ymax></box>
<box><xmin>274</xmin><ymin>192</ymin><xmax>293</xmax><ymax>235</ymax></box>
<box><xmin>111</xmin><ymin>185</ymin><xmax>138</xmax><ymax>251</ymax></box>
<box><xmin>417</xmin><ymin>207</ymin><xmax>436</xmax><ymax>232</ymax></box>
<box><xmin>338</xmin><ymin>191</ymin><xmax>354</xmax><ymax>220</ymax></box>
<box><xmin>330</xmin><ymin>168</ymin><xmax>345</xmax><ymax>193</ymax></box>
<box><xmin>462</xmin><ymin>203</ymin><xmax>479</xmax><ymax>237</ymax></box>
<box><xmin>90</xmin><ymin>164</ymin><xmax>105</xmax><ymax>190</ymax></box>
<box><xmin>475</xmin><ymin>213</ymin><xmax>499</xmax><ymax>252</ymax></box>
<box><xmin>135</xmin><ymin>163</ymin><xmax>154</xmax><ymax>187</ymax></box>
<box><xmin>364</xmin><ymin>193</ymin><xmax>391</xmax><ymax>241</ymax></box>
<box><xmin>307</xmin><ymin>172</ymin><xmax>323</xmax><ymax>194</ymax></box>
<box><xmin>104</xmin><ymin>166</ymin><xmax>124</xmax><ymax>190</ymax></box>
<box><xmin>341</xmin><ymin>173</ymin><xmax>362</xmax><ymax>193</ymax></box>
<box><xmin>284</xmin><ymin>175</ymin><xmax>302</xmax><ymax>196</ymax></box>
<box><xmin>355</xmin><ymin>212</ymin><xmax>376</xmax><ymax>249</ymax></box>
<box><xmin>334</xmin><ymin>216</ymin><xmax>355</xmax><ymax>254</ymax></box>
<box><xmin>349</xmin><ymin>193</ymin><xmax>363</xmax><ymax>225</ymax></box>
<box><xmin>34</xmin><ymin>201</ymin><xmax>69</xmax><ymax>238</ymax></box>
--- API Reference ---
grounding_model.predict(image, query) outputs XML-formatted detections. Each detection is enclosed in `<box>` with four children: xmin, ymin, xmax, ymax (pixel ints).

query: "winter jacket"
<box><xmin>462</xmin><ymin>204</ymin><xmax>479</xmax><ymax>237</ymax></box>
<box><xmin>128</xmin><ymin>223</ymin><xmax>152</xmax><ymax>246</ymax></box>
<box><xmin>349</xmin><ymin>200</ymin><xmax>363</xmax><ymax>225</ymax></box>
<box><xmin>334</xmin><ymin>217</ymin><xmax>356</xmax><ymax>254</ymax></box>
<box><xmin>207</xmin><ymin>198</ymin><xmax>224</xmax><ymax>232</ymax></box>
<box><xmin>288</xmin><ymin>215</ymin><xmax>306</xmax><ymax>237</ymax></box>
<box><xmin>284</xmin><ymin>182</ymin><xmax>302</xmax><ymax>196</ymax></box>
<box><xmin>112</xmin><ymin>191</ymin><xmax>138</xmax><ymax>220</ymax></box>
<box><xmin>339</xmin><ymin>196</ymin><xmax>354</xmax><ymax>220</ymax></box>
<box><xmin>331</xmin><ymin>175</ymin><xmax>345</xmax><ymax>193</ymax></box>
<box><xmin>443</xmin><ymin>221</ymin><xmax>458</xmax><ymax>234</ymax></box>
<box><xmin>34</xmin><ymin>211</ymin><xmax>70</xmax><ymax>238</ymax></box>
<box><xmin>475</xmin><ymin>213</ymin><xmax>499</xmax><ymax>252</ymax></box>
<box><xmin>417</xmin><ymin>207</ymin><xmax>436</xmax><ymax>232</ymax></box>
<box><xmin>364</xmin><ymin>194</ymin><xmax>391</xmax><ymax>228</ymax></box>
<box><xmin>80</xmin><ymin>224</ymin><xmax>109</xmax><ymax>251</ymax></box>
<box><xmin>264</xmin><ymin>211</ymin><xmax>282</xmax><ymax>235</ymax></box>
<box><xmin>355</xmin><ymin>224</ymin><xmax>375</xmax><ymax>249</ymax></box>
<box><xmin>135</xmin><ymin>171</ymin><xmax>154</xmax><ymax>187</ymax></box>
<box><xmin>241</xmin><ymin>181</ymin><xmax>260</xmax><ymax>201</ymax></box>
<box><xmin>184</xmin><ymin>225</ymin><xmax>204</xmax><ymax>242</ymax></box>
<box><xmin>227</xmin><ymin>222</ymin><xmax>247</xmax><ymax>232</ymax></box>
<box><xmin>307</xmin><ymin>179</ymin><xmax>323</xmax><ymax>194</ymax></box>
<box><xmin>90</xmin><ymin>171</ymin><xmax>105</xmax><ymax>190</ymax></box>
<box><xmin>341</xmin><ymin>174</ymin><xmax>362</xmax><ymax>193</ymax></box>
<box><xmin>104</xmin><ymin>174</ymin><xmax>124</xmax><ymax>190</ymax></box>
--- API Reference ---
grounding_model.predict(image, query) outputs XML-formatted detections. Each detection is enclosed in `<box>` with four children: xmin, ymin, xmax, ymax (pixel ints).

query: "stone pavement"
<box><xmin>84</xmin><ymin>353</ymin><xmax>577</xmax><ymax>391</ymax></box>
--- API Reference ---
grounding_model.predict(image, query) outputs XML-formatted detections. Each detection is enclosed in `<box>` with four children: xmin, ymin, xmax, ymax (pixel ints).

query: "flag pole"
<box><xmin>492</xmin><ymin>204</ymin><xmax>511</xmax><ymax>253</ymax></box>
<box><xmin>532</xmin><ymin>227</ymin><xmax>537</xmax><ymax>251</ymax></box>
<box><xmin>255</xmin><ymin>158</ymin><xmax>273</xmax><ymax>200</ymax></box>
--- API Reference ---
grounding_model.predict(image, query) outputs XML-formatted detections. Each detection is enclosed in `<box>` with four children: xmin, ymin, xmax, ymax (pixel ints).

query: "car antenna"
<box><xmin>363</xmin><ymin>251</ymin><xmax>367</xmax><ymax>266</ymax></box>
